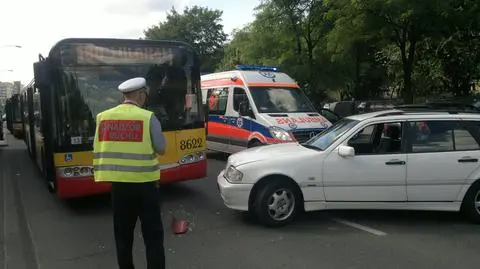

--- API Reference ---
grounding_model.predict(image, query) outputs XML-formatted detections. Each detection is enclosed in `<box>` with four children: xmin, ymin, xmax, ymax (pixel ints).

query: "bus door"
<box><xmin>206</xmin><ymin>87</ymin><xmax>229</xmax><ymax>152</ymax></box>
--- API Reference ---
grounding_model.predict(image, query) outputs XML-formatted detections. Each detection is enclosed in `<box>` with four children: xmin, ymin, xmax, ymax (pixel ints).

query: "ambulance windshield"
<box><xmin>249</xmin><ymin>86</ymin><xmax>315</xmax><ymax>113</ymax></box>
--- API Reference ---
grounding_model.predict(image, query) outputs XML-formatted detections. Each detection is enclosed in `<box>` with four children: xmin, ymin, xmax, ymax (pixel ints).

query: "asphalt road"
<box><xmin>1</xmin><ymin>131</ymin><xmax>480</xmax><ymax>269</ymax></box>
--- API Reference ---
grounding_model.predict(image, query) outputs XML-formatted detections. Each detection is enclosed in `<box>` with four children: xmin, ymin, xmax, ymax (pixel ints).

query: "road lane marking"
<box><xmin>331</xmin><ymin>217</ymin><xmax>387</xmax><ymax>236</ymax></box>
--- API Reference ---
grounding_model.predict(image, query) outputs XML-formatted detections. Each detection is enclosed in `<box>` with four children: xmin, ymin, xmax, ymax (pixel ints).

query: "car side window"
<box><xmin>233</xmin><ymin>88</ymin><xmax>248</xmax><ymax>112</ymax></box>
<box><xmin>347</xmin><ymin>122</ymin><xmax>403</xmax><ymax>155</ymax></box>
<box><xmin>408</xmin><ymin>120</ymin><xmax>479</xmax><ymax>153</ymax></box>
<box><xmin>206</xmin><ymin>87</ymin><xmax>228</xmax><ymax>115</ymax></box>
<box><xmin>454</xmin><ymin>123</ymin><xmax>480</xmax><ymax>151</ymax></box>
<box><xmin>409</xmin><ymin>121</ymin><xmax>454</xmax><ymax>152</ymax></box>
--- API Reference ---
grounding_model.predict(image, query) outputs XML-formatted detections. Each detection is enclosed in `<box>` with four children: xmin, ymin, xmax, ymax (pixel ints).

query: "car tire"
<box><xmin>253</xmin><ymin>180</ymin><xmax>301</xmax><ymax>227</ymax></box>
<box><xmin>461</xmin><ymin>181</ymin><xmax>480</xmax><ymax>224</ymax></box>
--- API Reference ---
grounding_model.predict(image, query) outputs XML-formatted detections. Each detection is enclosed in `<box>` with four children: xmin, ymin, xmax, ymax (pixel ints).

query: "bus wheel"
<box><xmin>47</xmin><ymin>180</ymin><xmax>56</xmax><ymax>193</ymax></box>
<box><xmin>45</xmin><ymin>166</ymin><xmax>57</xmax><ymax>193</ymax></box>
<box><xmin>42</xmin><ymin>149</ymin><xmax>56</xmax><ymax>193</ymax></box>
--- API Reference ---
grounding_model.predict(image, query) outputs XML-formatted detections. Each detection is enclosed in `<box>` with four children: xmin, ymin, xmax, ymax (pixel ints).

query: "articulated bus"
<box><xmin>5</xmin><ymin>94</ymin><xmax>24</xmax><ymax>138</ymax></box>
<box><xmin>27</xmin><ymin>38</ymin><xmax>207</xmax><ymax>199</ymax></box>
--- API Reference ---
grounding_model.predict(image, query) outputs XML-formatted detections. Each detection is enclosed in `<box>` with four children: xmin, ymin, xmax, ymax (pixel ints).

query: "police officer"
<box><xmin>93</xmin><ymin>77</ymin><xmax>166</xmax><ymax>269</ymax></box>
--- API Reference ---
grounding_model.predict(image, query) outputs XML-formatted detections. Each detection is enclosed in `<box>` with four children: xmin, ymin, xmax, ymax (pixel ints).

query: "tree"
<box><xmin>434</xmin><ymin>0</ymin><xmax>480</xmax><ymax>97</ymax></box>
<box><xmin>143</xmin><ymin>6</ymin><xmax>228</xmax><ymax>72</ymax></box>
<box><xmin>326</xmin><ymin>0</ymin><xmax>388</xmax><ymax>100</ymax></box>
<box><xmin>219</xmin><ymin>0</ymin><xmax>480</xmax><ymax>105</ymax></box>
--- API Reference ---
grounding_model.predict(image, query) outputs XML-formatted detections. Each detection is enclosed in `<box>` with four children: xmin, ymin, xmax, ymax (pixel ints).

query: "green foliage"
<box><xmin>143</xmin><ymin>0</ymin><xmax>480</xmax><ymax>104</ymax></box>
<box><xmin>143</xmin><ymin>6</ymin><xmax>228</xmax><ymax>72</ymax></box>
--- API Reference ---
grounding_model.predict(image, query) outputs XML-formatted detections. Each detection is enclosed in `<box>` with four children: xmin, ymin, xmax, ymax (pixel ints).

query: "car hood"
<box><xmin>228</xmin><ymin>142</ymin><xmax>316</xmax><ymax>167</ymax></box>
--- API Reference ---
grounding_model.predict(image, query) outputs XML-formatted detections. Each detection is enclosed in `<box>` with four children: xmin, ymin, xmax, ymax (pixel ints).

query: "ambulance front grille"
<box><xmin>292</xmin><ymin>130</ymin><xmax>323</xmax><ymax>143</ymax></box>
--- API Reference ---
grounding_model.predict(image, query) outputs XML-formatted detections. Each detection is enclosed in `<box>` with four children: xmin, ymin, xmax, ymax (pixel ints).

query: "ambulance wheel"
<box><xmin>248</xmin><ymin>141</ymin><xmax>263</xmax><ymax>148</ymax></box>
<box><xmin>253</xmin><ymin>180</ymin><xmax>301</xmax><ymax>227</ymax></box>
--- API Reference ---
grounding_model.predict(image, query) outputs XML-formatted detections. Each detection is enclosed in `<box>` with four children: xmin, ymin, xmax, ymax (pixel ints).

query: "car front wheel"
<box><xmin>253</xmin><ymin>180</ymin><xmax>301</xmax><ymax>227</ymax></box>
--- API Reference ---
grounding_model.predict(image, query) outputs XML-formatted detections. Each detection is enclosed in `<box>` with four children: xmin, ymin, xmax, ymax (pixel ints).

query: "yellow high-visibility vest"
<box><xmin>93</xmin><ymin>104</ymin><xmax>160</xmax><ymax>183</ymax></box>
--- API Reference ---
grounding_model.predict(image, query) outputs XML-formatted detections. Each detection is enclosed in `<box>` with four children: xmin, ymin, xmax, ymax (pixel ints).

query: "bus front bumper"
<box><xmin>56</xmin><ymin>159</ymin><xmax>207</xmax><ymax>199</ymax></box>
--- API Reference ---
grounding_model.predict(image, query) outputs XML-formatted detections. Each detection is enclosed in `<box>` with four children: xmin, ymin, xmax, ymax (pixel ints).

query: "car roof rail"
<box><xmin>394</xmin><ymin>108</ymin><xmax>480</xmax><ymax>114</ymax></box>
<box><xmin>374</xmin><ymin>111</ymin><xmax>405</xmax><ymax>117</ymax></box>
<box><xmin>373</xmin><ymin>108</ymin><xmax>480</xmax><ymax>118</ymax></box>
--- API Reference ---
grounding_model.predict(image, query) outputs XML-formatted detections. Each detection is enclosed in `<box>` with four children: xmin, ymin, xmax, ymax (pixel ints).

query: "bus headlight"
<box><xmin>57</xmin><ymin>166</ymin><xmax>94</xmax><ymax>178</ymax></box>
<box><xmin>224</xmin><ymin>165</ymin><xmax>243</xmax><ymax>183</ymax></box>
<box><xmin>269</xmin><ymin>126</ymin><xmax>294</xmax><ymax>141</ymax></box>
<box><xmin>179</xmin><ymin>151</ymin><xmax>206</xmax><ymax>165</ymax></box>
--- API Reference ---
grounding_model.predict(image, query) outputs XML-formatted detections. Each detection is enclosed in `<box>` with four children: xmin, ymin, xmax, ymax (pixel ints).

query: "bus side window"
<box><xmin>33</xmin><ymin>89</ymin><xmax>42</xmax><ymax>131</ymax></box>
<box><xmin>233</xmin><ymin>88</ymin><xmax>249</xmax><ymax>112</ymax></box>
<box><xmin>207</xmin><ymin>87</ymin><xmax>228</xmax><ymax>115</ymax></box>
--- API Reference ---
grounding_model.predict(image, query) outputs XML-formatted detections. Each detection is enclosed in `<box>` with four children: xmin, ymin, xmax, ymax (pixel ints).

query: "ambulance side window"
<box><xmin>233</xmin><ymin>88</ymin><xmax>249</xmax><ymax>112</ymax></box>
<box><xmin>207</xmin><ymin>87</ymin><xmax>228</xmax><ymax>115</ymax></box>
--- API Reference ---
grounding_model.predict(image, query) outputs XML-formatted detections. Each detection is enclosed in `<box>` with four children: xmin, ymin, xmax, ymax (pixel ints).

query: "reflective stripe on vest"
<box><xmin>93</xmin><ymin>152</ymin><xmax>157</xmax><ymax>160</ymax></box>
<box><xmin>93</xmin><ymin>104</ymin><xmax>160</xmax><ymax>183</ymax></box>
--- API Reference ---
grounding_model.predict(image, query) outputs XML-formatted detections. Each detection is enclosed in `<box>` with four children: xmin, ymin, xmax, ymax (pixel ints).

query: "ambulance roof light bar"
<box><xmin>235</xmin><ymin>65</ymin><xmax>280</xmax><ymax>72</ymax></box>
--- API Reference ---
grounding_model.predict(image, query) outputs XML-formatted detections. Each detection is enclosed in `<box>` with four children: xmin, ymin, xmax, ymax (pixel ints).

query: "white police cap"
<box><xmin>118</xmin><ymin>77</ymin><xmax>147</xmax><ymax>93</ymax></box>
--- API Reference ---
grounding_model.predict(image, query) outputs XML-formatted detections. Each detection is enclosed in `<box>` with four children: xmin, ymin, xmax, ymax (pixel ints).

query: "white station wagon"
<box><xmin>217</xmin><ymin>109</ymin><xmax>480</xmax><ymax>227</ymax></box>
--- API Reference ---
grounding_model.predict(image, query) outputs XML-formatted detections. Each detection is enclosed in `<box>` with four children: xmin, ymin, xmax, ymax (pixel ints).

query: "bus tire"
<box><xmin>42</xmin><ymin>149</ymin><xmax>56</xmax><ymax>193</ymax></box>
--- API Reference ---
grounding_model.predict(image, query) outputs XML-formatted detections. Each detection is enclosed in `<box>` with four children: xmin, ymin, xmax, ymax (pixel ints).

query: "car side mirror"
<box><xmin>338</xmin><ymin>145</ymin><xmax>355</xmax><ymax>157</ymax></box>
<box><xmin>239</xmin><ymin>101</ymin><xmax>254</xmax><ymax>118</ymax></box>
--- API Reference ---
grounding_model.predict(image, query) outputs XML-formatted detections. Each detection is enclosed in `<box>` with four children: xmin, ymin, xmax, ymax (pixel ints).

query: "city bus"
<box><xmin>28</xmin><ymin>38</ymin><xmax>207</xmax><ymax>199</ymax></box>
<box><xmin>5</xmin><ymin>93</ymin><xmax>24</xmax><ymax>138</ymax></box>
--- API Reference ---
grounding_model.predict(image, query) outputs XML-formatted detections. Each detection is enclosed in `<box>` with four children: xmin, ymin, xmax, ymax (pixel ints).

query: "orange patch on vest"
<box><xmin>98</xmin><ymin>120</ymin><xmax>144</xmax><ymax>142</ymax></box>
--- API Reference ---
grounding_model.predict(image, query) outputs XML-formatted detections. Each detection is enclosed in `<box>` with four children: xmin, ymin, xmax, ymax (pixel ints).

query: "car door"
<box><xmin>323</xmin><ymin>120</ymin><xmax>408</xmax><ymax>201</ymax></box>
<box><xmin>405</xmin><ymin>119</ymin><xmax>480</xmax><ymax>201</ymax></box>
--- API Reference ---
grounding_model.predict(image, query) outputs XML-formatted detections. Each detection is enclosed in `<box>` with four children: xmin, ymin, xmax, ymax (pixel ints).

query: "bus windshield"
<box><xmin>54</xmin><ymin>64</ymin><xmax>203</xmax><ymax>147</ymax></box>
<box><xmin>249</xmin><ymin>86</ymin><xmax>316</xmax><ymax>113</ymax></box>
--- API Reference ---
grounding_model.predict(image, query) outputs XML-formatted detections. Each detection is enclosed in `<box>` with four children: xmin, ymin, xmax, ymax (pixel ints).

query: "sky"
<box><xmin>0</xmin><ymin>0</ymin><xmax>260</xmax><ymax>84</ymax></box>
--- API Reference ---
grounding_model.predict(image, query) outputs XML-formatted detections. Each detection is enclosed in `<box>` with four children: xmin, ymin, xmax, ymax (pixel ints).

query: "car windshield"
<box><xmin>249</xmin><ymin>86</ymin><xmax>316</xmax><ymax>113</ymax></box>
<box><xmin>303</xmin><ymin>118</ymin><xmax>359</xmax><ymax>150</ymax></box>
<box><xmin>54</xmin><ymin>64</ymin><xmax>203</xmax><ymax>147</ymax></box>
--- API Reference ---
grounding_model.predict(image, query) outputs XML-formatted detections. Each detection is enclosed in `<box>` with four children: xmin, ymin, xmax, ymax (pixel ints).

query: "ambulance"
<box><xmin>201</xmin><ymin>65</ymin><xmax>333</xmax><ymax>153</ymax></box>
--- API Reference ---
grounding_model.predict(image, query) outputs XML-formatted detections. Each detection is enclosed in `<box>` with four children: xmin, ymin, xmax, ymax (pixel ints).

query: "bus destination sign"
<box><xmin>63</xmin><ymin>44</ymin><xmax>178</xmax><ymax>65</ymax></box>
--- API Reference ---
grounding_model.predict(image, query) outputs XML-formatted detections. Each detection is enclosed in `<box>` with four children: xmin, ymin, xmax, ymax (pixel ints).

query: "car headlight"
<box><xmin>269</xmin><ymin>126</ymin><xmax>294</xmax><ymax>141</ymax></box>
<box><xmin>224</xmin><ymin>165</ymin><xmax>243</xmax><ymax>183</ymax></box>
<box><xmin>57</xmin><ymin>166</ymin><xmax>94</xmax><ymax>178</ymax></box>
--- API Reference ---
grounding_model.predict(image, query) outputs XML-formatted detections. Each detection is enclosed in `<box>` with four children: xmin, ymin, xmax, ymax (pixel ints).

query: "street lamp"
<box><xmin>0</xmin><ymin>45</ymin><xmax>22</xmax><ymax>48</ymax></box>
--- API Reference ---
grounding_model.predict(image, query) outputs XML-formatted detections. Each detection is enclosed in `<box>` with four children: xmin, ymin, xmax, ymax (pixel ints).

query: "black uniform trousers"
<box><xmin>111</xmin><ymin>181</ymin><xmax>165</xmax><ymax>269</ymax></box>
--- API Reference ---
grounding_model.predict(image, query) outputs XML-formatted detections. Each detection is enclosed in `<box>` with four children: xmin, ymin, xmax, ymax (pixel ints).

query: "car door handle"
<box><xmin>458</xmin><ymin>157</ymin><xmax>478</xmax><ymax>163</ymax></box>
<box><xmin>385</xmin><ymin>160</ymin><xmax>405</xmax><ymax>165</ymax></box>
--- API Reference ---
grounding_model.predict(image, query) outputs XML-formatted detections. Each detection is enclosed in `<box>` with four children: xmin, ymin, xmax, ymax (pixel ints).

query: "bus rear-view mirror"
<box><xmin>33</xmin><ymin>61</ymin><xmax>51</xmax><ymax>88</ymax></box>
